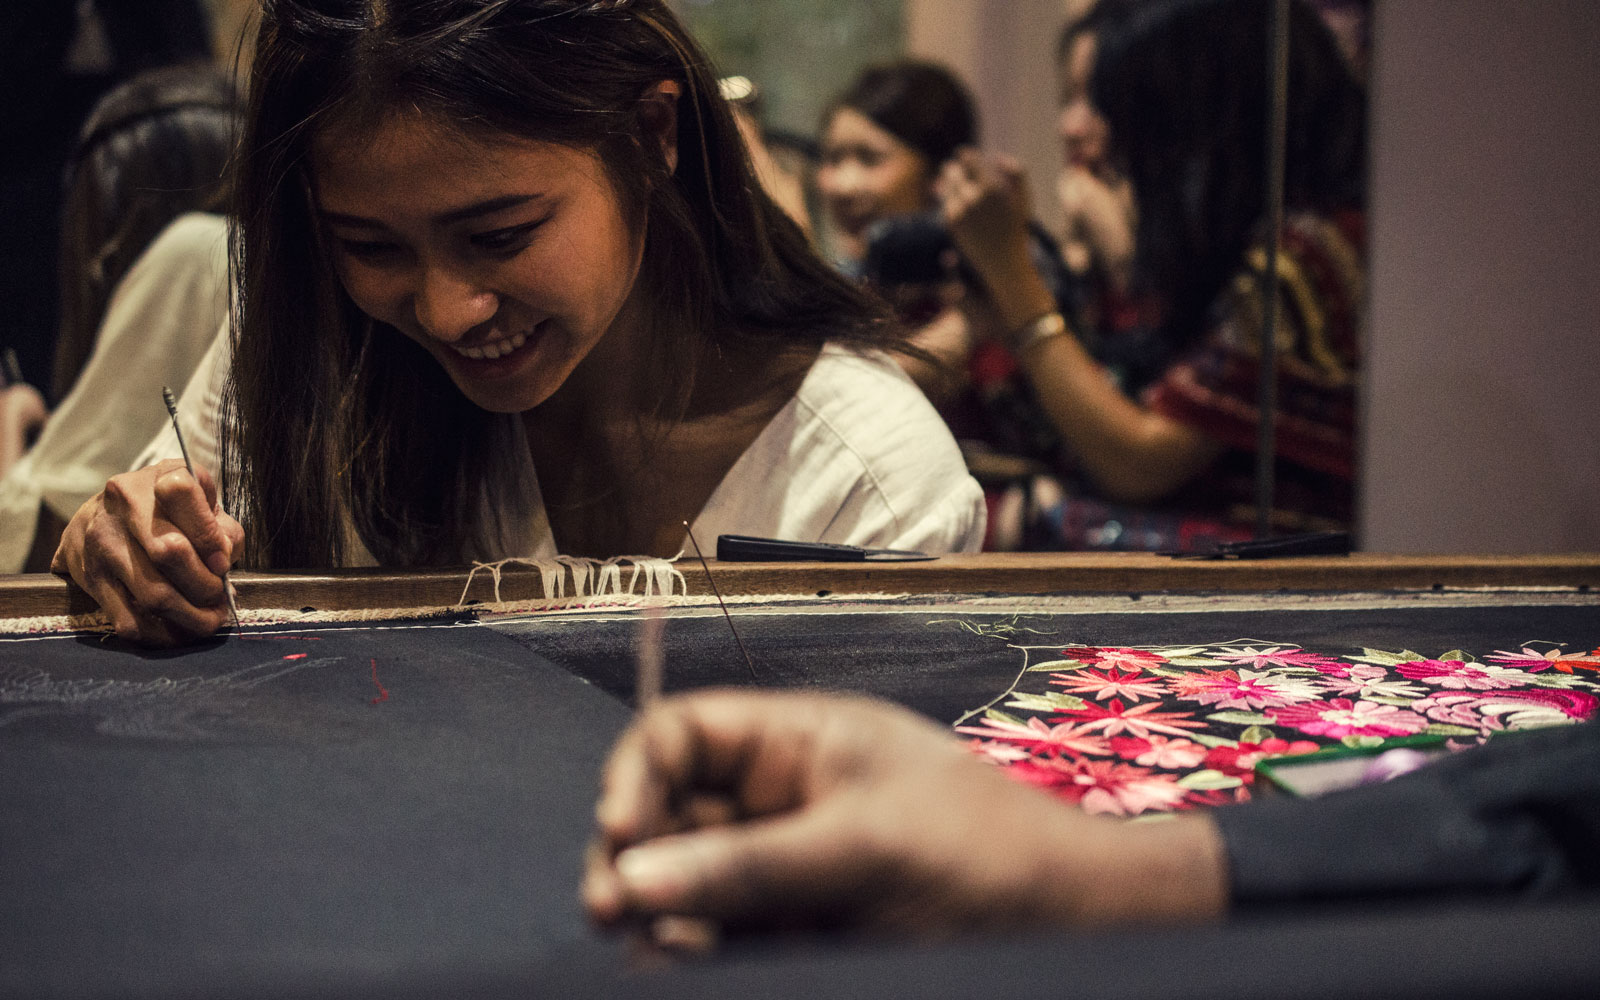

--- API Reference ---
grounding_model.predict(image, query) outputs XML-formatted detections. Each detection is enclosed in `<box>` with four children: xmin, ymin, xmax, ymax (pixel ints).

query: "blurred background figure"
<box><xmin>0</xmin><ymin>65</ymin><xmax>238</xmax><ymax>573</ymax></box>
<box><xmin>52</xmin><ymin>64</ymin><xmax>237</xmax><ymax>402</ymax></box>
<box><xmin>0</xmin><ymin>0</ymin><xmax>213</xmax><ymax>397</ymax></box>
<box><xmin>915</xmin><ymin>0</ymin><xmax>1366</xmax><ymax>552</ymax></box>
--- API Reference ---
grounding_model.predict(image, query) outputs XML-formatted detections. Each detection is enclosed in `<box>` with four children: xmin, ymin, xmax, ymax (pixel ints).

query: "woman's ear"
<box><xmin>639</xmin><ymin>80</ymin><xmax>682</xmax><ymax>175</ymax></box>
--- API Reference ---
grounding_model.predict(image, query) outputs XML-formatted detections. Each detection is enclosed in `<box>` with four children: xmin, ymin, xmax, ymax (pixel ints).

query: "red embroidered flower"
<box><xmin>1059</xmin><ymin>646</ymin><xmax>1169</xmax><ymax>670</ymax></box>
<box><xmin>1050</xmin><ymin>666</ymin><xmax>1167</xmax><ymax>702</ymax></box>
<box><xmin>1052</xmin><ymin>698</ymin><xmax>1207</xmax><ymax>739</ymax></box>
<box><xmin>1203</xmin><ymin>738</ymin><xmax>1321</xmax><ymax>776</ymax></box>
<box><xmin>1008</xmin><ymin>757</ymin><xmax>1188</xmax><ymax>816</ymax></box>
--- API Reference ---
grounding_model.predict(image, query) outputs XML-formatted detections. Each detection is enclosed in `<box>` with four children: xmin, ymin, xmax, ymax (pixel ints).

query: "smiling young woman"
<box><xmin>51</xmin><ymin>0</ymin><xmax>984</xmax><ymax>645</ymax></box>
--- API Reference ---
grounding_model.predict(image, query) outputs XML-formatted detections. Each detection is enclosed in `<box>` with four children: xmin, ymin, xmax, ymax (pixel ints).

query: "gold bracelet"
<box><xmin>1009</xmin><ymin>311</ymin><xmax>1068</xmax><ymax>355</ymax></box>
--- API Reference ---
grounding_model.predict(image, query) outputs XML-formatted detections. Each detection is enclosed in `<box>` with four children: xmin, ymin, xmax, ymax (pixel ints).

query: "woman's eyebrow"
<box><xmin>319</xmin><ymin>193</ymin><xmax>546</xmax><ymax>229</ymax></box>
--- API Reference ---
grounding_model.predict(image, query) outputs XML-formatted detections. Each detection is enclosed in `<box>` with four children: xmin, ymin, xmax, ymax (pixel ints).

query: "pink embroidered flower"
<box><xmin>1320</xmin><ymin>664</ymin><xmax>1426</xmax><ymax>700</ymax></box>
<box><xmin>953</xmin><ymin>715</ymin><xmax>1114</xmax><ymax>757</ymax></box>
<box><xmin>1269</xmin><ymin>698</ymin><xmax>1428</xmax><ymax>739</ymax></box>
<box><xmin>1203</xmin><ymin>738</ymin><xmax>1321</xmax><ymax>776</ymax></box>
<box><xmin>1396</xmin><ymin>659</ymin><xmax>1537</xmax><ymax>690</ymax></box>
<box><xmin>1170</xmin><ymin>668</ymin><xmax>1324</xmax><ymax>710</ymax></box>
<box><xmin>1487</xmin><ymin>647</ymin><xmax>1600</xmax><ymax>675</ymax></box>
<box><xmin>1050</xmin><ymin>666</ymin><xmax>1168</xmax><ymax>702</ymax></box>
<box><xmin>1059</xmin><ymin>646</ymin><xmax>1169</xmax><ymax>671</ymax></box>
<box><xmin>1011</xmin><ymin>757</ymin><xmax>1188</xmax><ymax>816</ymax></box>
<box><xmin>1415</xmin><ymin>688</ymin><xmax>1598</xmax><ymax>731</ymax></box>
<box><xmin>1052</xmin><ymin>698</ymin><xmax>1207</xmax><ymax>739</ymax></box>
<box><xmin>964</xmin><ymin>739</ymin><xmax>1035</xmax><ymax>764</ymax></box>
<box><xmin>1183</xmin><ymin>786</ymin><xmax>1253</xmax><ymax>809</ymax></box>
<box><xmin>1108</xmin><ymin>734</ymin><xmax>1209</xmax><ymax>769</ymax></box>
<box><xmin>1211</xmin><ymin>645</ymin><xmax>1344</xmax><ymax>671</ymax></box>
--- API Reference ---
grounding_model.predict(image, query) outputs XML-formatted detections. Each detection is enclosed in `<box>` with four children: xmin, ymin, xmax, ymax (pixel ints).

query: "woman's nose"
<box><xmin>413</xmin><ymin>265</ymin><xmax>497</xmax><ymax>342</ymax></box>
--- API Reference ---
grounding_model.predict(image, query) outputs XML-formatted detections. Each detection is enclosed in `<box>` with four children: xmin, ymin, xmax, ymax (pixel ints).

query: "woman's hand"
<box><xmin>935</xmin><ymin>150</ymin><xmax>1057</xmax><ymax>333</ymax></box>
<box><xmin>0</xmin><ymin>382</ymin><xmax>47</xmax><ymax>479</ymax></box>
<box><xmin>51</xmin><ymin>459</ymin><xmax>243</xmax><ymax>645</ymax></box>
<box><xmin>583</xmin><ymin>690</ymin><xmax>1228</xmax><ymax>942</ymax></box>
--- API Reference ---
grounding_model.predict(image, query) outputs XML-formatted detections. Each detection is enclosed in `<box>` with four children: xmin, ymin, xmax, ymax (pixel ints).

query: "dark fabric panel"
<box><xmin>0</xmin><ymin>619</ymin><xmax>631</xmax><ymax>997</ymax></box>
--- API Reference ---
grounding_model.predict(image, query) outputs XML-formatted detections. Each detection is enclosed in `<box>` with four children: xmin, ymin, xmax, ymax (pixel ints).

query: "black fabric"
<box><xmin>1216</xmin><ymin>719</ymin><xmax>1600</xmax><ymax>905</ymax></box>
<box><xmin>0</xmin><ymin>618</ymin><xmax>631</xmax><ymax>998</ymax></box>
<box><xmin>489</xmin><ymin>599</ymin><xmax>1600</xmax><ymax>723</ymax></box>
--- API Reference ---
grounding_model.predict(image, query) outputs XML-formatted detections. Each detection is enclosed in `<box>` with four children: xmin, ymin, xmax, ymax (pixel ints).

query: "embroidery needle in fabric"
<box><xmin>683</xmin><ymin>521</ymin><xmax>757</xmax><ymax>679</ymax></box>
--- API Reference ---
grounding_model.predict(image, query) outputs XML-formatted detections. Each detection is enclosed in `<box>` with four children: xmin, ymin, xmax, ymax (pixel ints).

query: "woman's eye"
<box><xmin>471</xmin><ymin>221</ymin><xmax>542</xmax><ymax>254</ymax></box>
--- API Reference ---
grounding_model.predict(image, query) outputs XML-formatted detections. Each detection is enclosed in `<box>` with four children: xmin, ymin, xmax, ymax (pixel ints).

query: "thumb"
<box><xmin>612</xmin><ymin>804</ymin><xmax>873</xmax><ymax>926</ymax></box>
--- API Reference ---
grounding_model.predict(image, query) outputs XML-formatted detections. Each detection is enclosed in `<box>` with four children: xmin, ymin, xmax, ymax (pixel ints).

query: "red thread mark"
<box><xmin>369</xmin><ymin>658</ymin><xmax>389</xmax><ymax>705</ymax></box>
<box><xmin>283</xmin><ymin>653</ymin><xmax>308</xmax><ymax>661</ymax></box>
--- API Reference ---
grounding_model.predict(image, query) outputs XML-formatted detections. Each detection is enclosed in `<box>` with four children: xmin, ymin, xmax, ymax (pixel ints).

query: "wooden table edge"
<box><xmin>3</xmin><ymin>553</ymin><xmax>1597</xmax><ymax>619</ymax></box>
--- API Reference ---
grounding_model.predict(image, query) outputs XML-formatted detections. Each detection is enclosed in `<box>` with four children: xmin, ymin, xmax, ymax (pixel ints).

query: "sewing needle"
<box><xmin>162</xmin><ymin>387</ymin><xmax>242</xmax><ymax>634</ymax></box>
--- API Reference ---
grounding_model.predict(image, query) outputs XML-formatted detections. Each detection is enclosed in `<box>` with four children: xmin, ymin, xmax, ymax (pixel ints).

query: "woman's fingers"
<box><xmin>54</xmin><ymin>460</ymin><xmax>238</xmax><ymax>646</ymax></box>
<box><xmin>152</xmin><ymin>466</ymin><xmax>237</xmax><ymax>581</ymax></box>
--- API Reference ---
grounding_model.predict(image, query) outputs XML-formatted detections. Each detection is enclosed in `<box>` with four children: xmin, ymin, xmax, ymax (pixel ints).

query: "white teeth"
<box><xmin>452</xmin><ymin>329</ymin><xmax>530</xmax><ymax>361</ymax></box>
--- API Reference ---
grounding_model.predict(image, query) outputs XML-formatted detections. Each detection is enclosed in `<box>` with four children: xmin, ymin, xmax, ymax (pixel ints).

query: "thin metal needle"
<box><xmin>162</xmin><ymin>387</ymin><xmax>242</xmax><ymax>634</ymax></box>
<box><xmin>682</xmin><ymin>521</ymin><xmax>757</xmax><ymax>680</ymax></box>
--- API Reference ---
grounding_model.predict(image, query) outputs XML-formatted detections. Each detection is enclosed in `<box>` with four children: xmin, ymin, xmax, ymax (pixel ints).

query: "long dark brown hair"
<box><xmin>226</xmin><ymin>0</ymin><xmax>897</xmax><ymax>568</ymax></box>
<box><xmin>54</xmin><ymin>63</ymin><xmax>238</xmax><ymax>403</ymax></box>
<box><xmin>1066</xmin><ymin>0</ymin><xmax>1367</xmax><ymax>353</ymax></box>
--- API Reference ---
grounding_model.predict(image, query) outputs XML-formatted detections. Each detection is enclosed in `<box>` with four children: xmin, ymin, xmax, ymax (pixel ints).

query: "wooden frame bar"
<box><xmin>1</xmin><ymin>553</ymin><xmax>1596</xmax><ymax>620</ymax></box>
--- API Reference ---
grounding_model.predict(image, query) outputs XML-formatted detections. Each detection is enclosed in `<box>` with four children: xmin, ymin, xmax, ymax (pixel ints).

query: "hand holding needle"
<box><xmin>162</xmin><ymin>387</ymin><xmax>242</xmax><ymax>633</ymax></box>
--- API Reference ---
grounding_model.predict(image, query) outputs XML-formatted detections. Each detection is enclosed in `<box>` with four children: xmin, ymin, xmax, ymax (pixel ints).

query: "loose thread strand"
<box><xmin>682</xmin><ymin>522</ymin><xmax>757</xmax><ymax>680</ymax></box>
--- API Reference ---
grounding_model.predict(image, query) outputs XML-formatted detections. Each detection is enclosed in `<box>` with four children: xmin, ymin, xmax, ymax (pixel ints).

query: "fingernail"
<box><xmin>615</xmin><ymin>845</ymin><xmax>688</xmax><ymax>901</ymax></box>
<box><xmin>207</xmin><ymin>552</ymin><xmax>230</xmax><ymax>576</ymax></box>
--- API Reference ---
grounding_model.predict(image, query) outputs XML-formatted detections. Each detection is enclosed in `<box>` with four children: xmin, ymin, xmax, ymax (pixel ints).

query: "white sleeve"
<box><xmin>130</xmin><ymin>316</ymin><xmax>230</xmax><ymax>477</ymax></box>
<box><xmin>0</xmin><ymin>213</ymin><xmax>229</xmax><ymax>571</ymax></box>
<box><xmin>690</xmin><ymin>345</ymin><xmax>986</xmax><ymax>556</ymax></box>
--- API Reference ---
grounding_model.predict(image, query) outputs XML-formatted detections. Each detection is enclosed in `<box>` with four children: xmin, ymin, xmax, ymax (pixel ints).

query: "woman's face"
<box><xmin>1058</xmin><ymin>32</ymin><xmax>1111</xmax><ymax>171</ymax></box>
<box><xmin>816</xmin><ymin>106</ymin><xmax>933</xmax><ymax>243</ymax></box>
<box><xmin>313</xmin><ymin>112</ymin><xmax>645</xmax><ymax>414</ymax></box>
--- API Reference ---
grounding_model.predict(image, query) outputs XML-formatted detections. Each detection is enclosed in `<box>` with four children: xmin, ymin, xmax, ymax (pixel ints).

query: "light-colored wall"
<box><xmin>1360</xmin><ymin>1</ymin><xmax>1600</xmax><ymax>552</ymax></box>
<box><xmin>906</xmin><ymin>0</ymin><xmax>1069</xmax><ymax>232</ymax></box>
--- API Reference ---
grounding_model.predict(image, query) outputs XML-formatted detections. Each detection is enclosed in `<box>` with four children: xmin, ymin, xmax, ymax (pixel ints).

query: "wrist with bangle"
<box><xmin>1008</xmin><ymin>311</ymin><xmax>1070</xmax><ymax>355</ymax></box>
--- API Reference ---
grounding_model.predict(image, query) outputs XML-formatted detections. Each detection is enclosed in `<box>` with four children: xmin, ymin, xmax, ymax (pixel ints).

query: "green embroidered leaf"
<box><xmin>1364</xmin><ymin>696</ymin><xmax>1419</xmax><ymax>707</ymax></box>
<box><xmin>1351</xmin><ymin>648</ymin><xmax>1417</xmax><ymax>666</ymax></box>
<box><xmin>1239</xmin><ymin>725</ymin><xmax>1276</xmax><ymax>744</ymax></box>
<box><xmin>984</xmin><ymin>709</ymin><xmax>1026</xmax><ymax>727</ymax></box>
<box><xmin>1187</xmin><ymin>732</ymin><xmax>1236</xmax><ymax>749</ymax></box>
<box><xmin>1207</xmin><ymin>711</ymin><xmax>1275</xmax><ymax>726</ymax></box>
<box><xmin>1025</xmin><ymin>659</ymin><xmax>1087</xmax><ymax>673</ymax></box>
<box><xmin>1140</xmin><ymin>665</ymin><xmax>1190</xmax><ymax>678</ymax></box>
<box><xmin>1438</xmin><ymin>649</ymin><xmax>1470</xmax><ymax>663</ymax></box>
<box><xmin>1165</xmin><ymin>657</ymin><xmax>1225</xmax><ymax>667</ymax></box>
<box><xmin>1341</xmin><ymin>734</ymin><xmax>1387</xmax><ymax>749</ymax></box>
<box><xmin>1424</xmin><ymin>724</ymin><xmax>1479</xmax><ymax>737</ymax></box>
<box><xmin>1177</xmin><ymin>769</ymin><xmax>1244</xmax><ymax>791</ymax></box>
<box><xmin>1004</xmin><ymin>692</ymin><xmax>1087</xmax><ymax>712</ymax></box>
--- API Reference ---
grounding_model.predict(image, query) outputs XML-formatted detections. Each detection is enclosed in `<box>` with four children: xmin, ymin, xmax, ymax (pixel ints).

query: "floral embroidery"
<box><xmin>1170</xmin><ymin>668</ymin><xmax>1322</xmax><ymax>710</ymax></box>
<box><xmin>1396</xmin><ymin>659</ymin><xmax>1537</xmax><ymax>690</ymax></box>
<box><xmin>1268</xmin><ymin>698</ymin><xmax>1429</xmax><ymax>739</ymax></box>
<box><xmin>957</xmin><ymin>640</ymin><xmax>1599</xmax><ymax>816</ymax></box>
<box><xmin>1051</xmin><ymin>667</ymin><xmax>1167</xmax><ymax>702</ymax></box>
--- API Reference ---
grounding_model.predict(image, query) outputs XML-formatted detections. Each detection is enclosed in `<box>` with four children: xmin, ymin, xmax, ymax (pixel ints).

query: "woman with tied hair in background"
<box><xmin>53</xmin><ymin>0</ymin><xmax>984</xmax><ymax>645</ymax></box>
<box><xmin>816</xmin><ymin>60</ymin><xmax>979</xmax><ymax>274</ymax></box>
